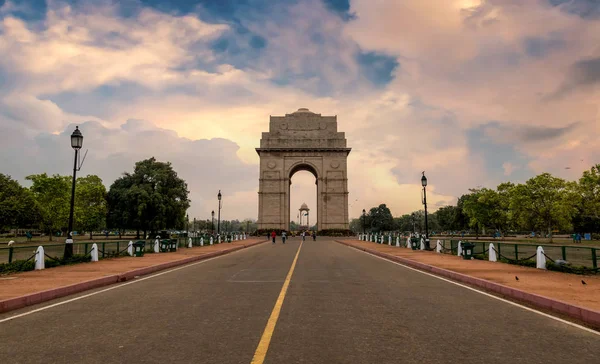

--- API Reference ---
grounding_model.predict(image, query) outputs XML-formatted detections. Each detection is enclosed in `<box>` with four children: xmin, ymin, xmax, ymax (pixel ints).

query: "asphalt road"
<box><xmin>1</xmin><ymin>237</ymin><xmax>598</xmax><ymax>363</ymax></box>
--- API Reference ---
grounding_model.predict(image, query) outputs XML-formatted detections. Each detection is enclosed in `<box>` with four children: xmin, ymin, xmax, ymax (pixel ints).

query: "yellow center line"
<box><xmin>250</xmin><ymin>241</ymin><xmax>303</xmax><ymax>364</ymax></box>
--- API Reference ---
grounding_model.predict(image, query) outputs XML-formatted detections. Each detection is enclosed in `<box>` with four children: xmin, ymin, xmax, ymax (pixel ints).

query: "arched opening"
<box><xmin>288</xmin><ymin>164</ymin><xmax>318</xmax><ymax>233</ymax></box>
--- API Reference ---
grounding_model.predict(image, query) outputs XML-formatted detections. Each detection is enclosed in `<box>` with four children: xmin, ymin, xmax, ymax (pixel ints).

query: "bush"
<box><xmin>0</xmin><ymin>254</ymin><xmax>92</xmax><ymax>275</ymax></box>
<box><xmin>546</xmin><ymin>261</ymin><xmax>599</xmax><ymax>275</ymax></box>
<box><xmin>499</xmin><ymin>257</ymin><xmax>537</xmax><ymax>268</ymax></box>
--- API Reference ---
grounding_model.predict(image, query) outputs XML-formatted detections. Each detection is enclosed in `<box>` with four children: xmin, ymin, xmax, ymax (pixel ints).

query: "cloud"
<box><xmin>2</xmin><ymin>118</ymin><xmax>258</xmax><ymax>220</ymax></box>
<box><xmin>1</xmin><ymin>0</ymin><xmax>599</xmax><ymax>223</ymax></box>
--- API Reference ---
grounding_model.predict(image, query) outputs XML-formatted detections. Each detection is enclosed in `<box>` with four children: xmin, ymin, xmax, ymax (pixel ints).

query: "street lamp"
<box><xmin>217</xmin><ymin>190</ymin><xmax>222</xmax><ymax>234</ymax></box>
<box><xmin>211</xmin><ymin>210</ymin><xmax>215</xmax><ymax>233</ymax></box>
<box><xmin>421</xmin><ymin>171</ymin><xmax>430</xmax><ymax>250</ymax></box>
<box><xmin>65</xmin><ymin>126</ymin><xmax>84</xmax><ymax>258</ymax></box>
<box><xmin>362</xmin><ymin>209</ymin><xmax>366</xmax><ymax>234</ymax></box>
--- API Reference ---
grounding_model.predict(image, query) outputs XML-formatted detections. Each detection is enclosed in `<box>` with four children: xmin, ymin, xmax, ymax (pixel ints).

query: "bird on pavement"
<box><xmin>515</xmin><ymin>276</ymin><xmax>519</xmax><ymax>281</ymax></box>
<box><xmin>582</xmin><ymin>280</ymin><xmax>587</xmax><ymax>285</ymax></box>
<box><xmin>7</xmin><ymin>240</ymin><xmax>15</xmax><ymax>246</ymax></box>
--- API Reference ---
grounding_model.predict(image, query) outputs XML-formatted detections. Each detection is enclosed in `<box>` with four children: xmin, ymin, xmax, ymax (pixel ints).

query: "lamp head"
<box><xmin>71</xmin><ymin>126</ymin><xmax>83</xmax><ymax>150</ymax></box>
<box><xmin>218</xmin><ymin>190</ymin><xmax>222</xmax><ymax>201</ymax></box>
<box><xmin>421</xmin><ymin>172</ymin><xmax>428</xmax><ymax>187</ymax></box>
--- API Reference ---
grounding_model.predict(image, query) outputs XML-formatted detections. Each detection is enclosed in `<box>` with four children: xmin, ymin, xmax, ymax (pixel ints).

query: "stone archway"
<box><xmin>256</xmin><ymin>108</ymin><xmax>351</xmax><ymax>231</ymax></box>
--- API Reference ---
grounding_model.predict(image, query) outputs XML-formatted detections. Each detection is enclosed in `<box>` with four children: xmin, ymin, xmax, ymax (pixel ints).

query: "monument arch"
<box><xmin>256</xmin><ymin>108</ymin><xmax>351</xmax><ymax>232</ymax></box>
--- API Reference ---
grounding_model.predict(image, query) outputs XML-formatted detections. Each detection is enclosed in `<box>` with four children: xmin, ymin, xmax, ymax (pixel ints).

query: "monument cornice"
<box><xmin>256</xmin><ymin>147</ymin><xmax>351</xmax><ymax>155</ymax></box>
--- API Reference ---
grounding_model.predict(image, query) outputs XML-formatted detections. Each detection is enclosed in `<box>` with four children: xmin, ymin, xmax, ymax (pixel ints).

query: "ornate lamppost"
<box><xmin>211</xmin><ymin>210</ymin><xmax>215</xmax><ymax>233</ymax></box>
<box><xmin>217</xmin><ymin>190</ymin><xmax>222</xmax><ymax>234</ymax></box>
<box><xmin>421</xmin><ymin>172</ymin><xmax>430</xmax><ymax>250</ymax></box>
<box><xmin>65</xmin><ymin>126</ymin><xmax>84</xmax><ymax>259</ymax></box>
<box><xmin>362</xmin><ymin>209</ymin><xmax>366</xmax><ymax>234</ymax></box>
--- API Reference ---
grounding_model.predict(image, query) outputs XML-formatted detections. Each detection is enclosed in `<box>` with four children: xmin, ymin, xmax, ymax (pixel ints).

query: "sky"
<box><xmin>0</xmin><ymin>0</ymin><xmax>598</xmax><ymax>222</ymax></box>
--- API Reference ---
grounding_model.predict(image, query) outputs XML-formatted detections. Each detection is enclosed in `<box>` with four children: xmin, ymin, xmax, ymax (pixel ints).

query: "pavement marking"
<box><xmin>251</xmin><ymin>241</ymin><xmax>303</xmax><ymax>364</ymax></box>
<box><xmin>356</xmin><ymin>248</ymin><xmax>600</xmax><ymax>336</ymax></box>
<box><xmin>0</xmin><ymin>245</ymin><xmax>265</xmax><ymax>324</ymax></box>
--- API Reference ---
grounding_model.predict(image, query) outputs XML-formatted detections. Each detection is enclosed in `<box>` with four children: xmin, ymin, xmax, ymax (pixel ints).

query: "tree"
<box><xmin>75</xmin><ymin>175</ymin><xmax>107</xmax><ymax>239</ymax></box>
<box><xmin>26</xmin><ymin>174</ymin><xmax>71</xmax><ymax>241</ymax></box>
<box><xmin>434</xmin><ymin>206</ymin><xmax>458</xmax><ymax>232</ymax></box>
<box><xmin>573</xmin><ymin>164</ymin><xmax>600</xmax><ymax>233</ymax></box>
<box><xmin>509</xmin><ymin>173</ymin><xmax>575</xmax><ymax>241</ymax></box>
<box><xmin>106</xmin><ymin>174</ymin><xmax>135</xmax><ymax>237</ymax></box>
<box><xmin>368</xmin><ymin>204</ymin><xmax>394</xmax><ymax>232</ymax></box>
<box><xmin>0</xmin><ymin>174</ymin><xmax>39</xmax><ymax>233</ymax></box>
<box><xmin>106</xmin><ymin>158</ymin><xmax>190</xmax><ymax>237</ymax></box>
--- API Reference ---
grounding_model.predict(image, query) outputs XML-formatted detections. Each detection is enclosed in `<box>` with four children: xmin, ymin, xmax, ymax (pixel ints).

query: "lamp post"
<box><xmin>421</xmin><ymin>172</ymin><xmax>430</xmax><ymax>250</ymax></box>
<box><xmin>362</xmin><ymin>209</ymin><xmax>366</xmax><ymax>234</ymax></box>
<box><xmin>211</xmin><ymin>210</ymin><xmax>215</xmax><ymax>233</ymax></box>
<box><xmin>65</xmin><ymin>126</ymin><xmax>83</xmax><ymax>259</ymax></box>
<box><xmin>217</xmin><ymin>190</ymin><xmax>222</xmax><ymax>234</ymax></box>
<box><xmin>193</xmin><ymin>217</ymin><xmax>196</xmax><ymax>236</ymax></box>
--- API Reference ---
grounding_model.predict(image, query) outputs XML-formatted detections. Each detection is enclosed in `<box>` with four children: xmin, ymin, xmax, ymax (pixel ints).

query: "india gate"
<box><xmin>256</xmin><ymin>108</ymin><xmax>351</xmax><ymax>231</ymax></box>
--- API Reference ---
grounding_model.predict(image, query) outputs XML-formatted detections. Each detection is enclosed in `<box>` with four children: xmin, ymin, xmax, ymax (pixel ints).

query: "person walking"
<box><xmin>312</xmin><ymin>231</ymin><xmax>316</xmax><ymax>241</ymax></box>
<box><xmin>301</xmin><ymin>231</ymin><xmax>305</xmax><ymax>241</ymax></box>
<box><xmin>271</xmin><ymin>230</ymin><xmax>276</xmax><ymax>244</ymax></box>
<box><xmin>282</xmin><ymin>231</ymin><xmax>287</xmax><ymax>244</ymax></box>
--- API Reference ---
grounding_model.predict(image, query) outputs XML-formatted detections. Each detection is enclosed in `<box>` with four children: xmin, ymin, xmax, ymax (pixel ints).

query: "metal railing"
<box><xmin>439</xmin><ymin>240</ymin><xmax>598</xmax><ymax>269</ymax></box>
<box><xmin>0</xmin><ymin>234</ymin><xmax>247</xmax><ymax>265</ymax></box>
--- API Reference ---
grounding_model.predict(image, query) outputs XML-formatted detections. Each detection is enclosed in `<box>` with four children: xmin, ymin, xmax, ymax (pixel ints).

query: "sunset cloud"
<box><xmin>0</xmin><ymin>0</ymin><xmax>598</xmax><ymax>221</ymax></box>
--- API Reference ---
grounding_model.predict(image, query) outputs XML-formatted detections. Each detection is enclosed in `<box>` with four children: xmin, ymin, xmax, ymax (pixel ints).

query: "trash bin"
<box><xmin>160</xmin><ymin>239</ymin><xmax>170</xmax><ymax>252</ymax></box>
<box><xmin>410</xmin><ymin>237</ymin><xmax>419</xmax><ymax>250</ymax></box>
<box><xmin>134</xmin><ymin>241</ymin><xmax>145</xmax><ymax>257</ymax></box>
<box><xmin>169</xmin><ymin>239</ymin><xmax>177</xmax><ymax>252</ymax></box>
<box><xmin>462</xmin><ymin>242</ymin><xmax>475</xmax><ymax>260</ymax></box>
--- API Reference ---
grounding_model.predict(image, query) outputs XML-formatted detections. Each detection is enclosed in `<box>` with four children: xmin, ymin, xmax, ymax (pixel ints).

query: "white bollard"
<box><xmin>488</xmin><ymin>243</ymin><xmax>497</xmax><ymax>262</ymax></box>
<box><xmin>536</xmin><ymin>246</ymin><xmax>546</xmax><ymax>269</ymax></box>
<box><xmin>388</xmin><ymin>235</ymin><xmax>392</xmax><ymax>245</ymax></box>
<box><xmin>154</xmin><ymin>239</ymin><xmax>159</xmax><ymax>253</ymax></box>
<box><xmin>200</xmin><ymin>237</ymin><xmax>204</xmax><ymax>246</ymax></box>
<box><xmin>188</xmin><ymin>238</ymin><xmax>192</xmax><ymax>248</ymax></box>
<box><xmin>91</xmin><ymin>243</ymin><xmax>99</xmax><ymax>262</ymax></box>
<box><xmin>35</xmin><ymin>246</ymin><xmax>45</xmax><ymax>270</ymax></box>
<box><xmin>218</xmin><ymin>235</ymin><xmax>222</xmax><ymax>244</ymax></box>
<box><xmin>406</xmin><ymin>238</ymin><xmax>411</xmax><ymax>248</ymax></box>
<box><xmin>396</xmin><ymin>236</ymin><xmax>400</xmax><ymax>247</ymax></box>
<box><xmin>210</xmin><ymin>236</ymin><xmax>214</xmax><ymax>245</ymax></box>
<box><xmin>436</xmin><ymin>240</ymin><xmax>442</xmax><ymax>253</ymax></box>
<box><xmin>457</xmin><ymin>241</ymin><xmax>463</xmax><ymax>256</ymax></box>
<box><xmin>127</xmin><ymin>241</ymin><xmax>134</xmax><ymax>256</ymax></box>
<box><xmin>420</xmin><ymin>238</ymin><xmax>425</xmax><ymax>250</ymax></box>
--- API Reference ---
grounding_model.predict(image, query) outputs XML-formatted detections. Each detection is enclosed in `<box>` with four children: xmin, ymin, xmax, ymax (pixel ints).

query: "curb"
<box><xmin>0</xmin><ymin>240</ymin><xmax>267</xmax><ymax>314</ymax></box>
<box><xmin>336</xmin><ymin>239</ymin><xmax>600</xmax><ymax>330</ymax></box>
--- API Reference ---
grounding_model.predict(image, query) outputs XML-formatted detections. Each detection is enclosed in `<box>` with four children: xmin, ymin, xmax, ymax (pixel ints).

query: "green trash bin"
<box><xmin>160</xmin><ymin>239</ymin><xmax>170</xmax><ymax>252</ymax></box>
<box><xmin>462</xmin><ymin>242</ymin><xmax>475</xmax><ymax>260</ymax></box>
<box><xmin>169</xmin><ymin>239</ymin><xmax>177</xmax><ymax>252</ymax></box>
<box><xmin>410</xmin><ymin>237</ymin><xmax>419</xmax><ymax>250</ymax></box>
<box><xmin>134</xmin><ymin>241</ymin><xmax>145</xmax><ymax>257</ymax></box>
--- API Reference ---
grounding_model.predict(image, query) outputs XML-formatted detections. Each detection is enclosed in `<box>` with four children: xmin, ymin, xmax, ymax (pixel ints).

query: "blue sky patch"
<box><xmin>356</xmin><ymin>51</ymin><xmax>399</xmax><ymax>87</ymax></box>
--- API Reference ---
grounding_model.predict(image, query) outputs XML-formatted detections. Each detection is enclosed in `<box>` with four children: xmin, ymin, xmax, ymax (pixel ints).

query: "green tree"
<box><xmin>573</xmin><ymin>164</ymin><xmax>600</xmax><ymax>233</ymax></box>
<box><xmin>0</xmin><ymin>174</ymin><xmax>39</xmax><ymax>233</ymax></box>
<box><xmin>75</xmin><ymin>175</ymin><xmax>107</xmax><ymax>239</ymax></box>
<box><xmin>368</xmin><ymin>204</ymin><xmax>394</xmax><ymax>232</ymax></box>
<box><xmin>26</xmin><ymin>173</ymin><xmax>71</xmax><ymax>241</ymax></box>
<box><xmin>434</xmin><ymin>206</ymin><xmax>458</xmax><ymax>232</ymax></box>
<box><xmin>106</xmin><ymin>158</ymin><xmax>190</xmax><ymax>237</ymax></box>
<box><xmin>509</xmin><ymin>173</ymin><xmax>575</xmax><ymax>241</ymax></box>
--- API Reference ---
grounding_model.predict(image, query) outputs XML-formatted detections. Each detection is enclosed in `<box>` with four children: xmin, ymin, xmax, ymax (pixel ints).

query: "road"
<box><xmin>1</xmin><ymin>237</ymin><xmax>598</xmax><ymax>363</ymax></box>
